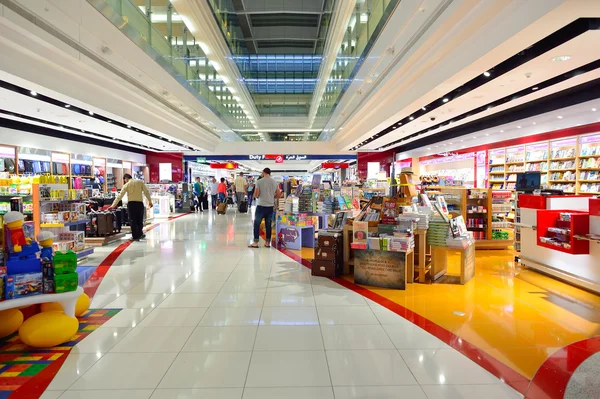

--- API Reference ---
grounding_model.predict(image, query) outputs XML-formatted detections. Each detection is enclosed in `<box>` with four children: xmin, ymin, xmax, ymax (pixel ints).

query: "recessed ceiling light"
<box><xmin>483</xmin><ymin>71</ymin><xmax>491</xmax><ymax>77</ymax></box>
<box><xmin>409</xmin><ymin>116</ymin><xmax>414</xmax><ymax>120</ymax></box>
<box><xmin>593</xmin><ymin>108</ymin><xmax>597</xmax><ymax>112</ymax></box>
<box><xmin>532</xmin><ymin>87</ymin><xmax>539</xmax><ymax>91</ymax></box>
<box><xmin>557</xmin><ymin>116</ymin><xmax>563</xmax><ymax>119</ymax></box>
<box><xmin>89</xmin><ymin>111</ymin><xmax>94</xmax><ymax>115</ymax></box>
<box><xmin>532</xmin><ymin>122</ymin><xmax>536</xmax><ymax>125</ymax></box>
<box><xmin>30</xmin><ymin>90</ymin><xmax>37</xmax><ymax>96</ymax></box>
<box><xmin>517</xmin><ymin>126</ymin><xmax>522</xmax><ymax>129</ymax></box>
<box><xmin>422</xmin><ymin>107</ymin><xmax>426</xmax><ymax>111</ymax></box>
<box><xmin>552</xmin><ymin>55</ymin><xmax>571</xmax><ymax>62</ymax></box>
<box><xmin>64</xmin><ymin>104</ymin><xmax>70</xmax><ymax>108</ymax></box>
<box><xmin>460</xmin><ymin>140</ymin><xmax>464</xmax><ymax>142</ymax></box>
<box><xmin>485</xmin><ymin>133</ymin><xmax>489</xmax><ymax>136</ymax></box>
<box><xmin>500</xmin><ymin>130</ymin><xmax>504</xmax><ymax>133</ymax></box>
<box><xmin>449</xmin><ymin>142</ymin><xmax>453</xmax><ymax>145</ymax></box>
<box><xmin>473</xmin><ymin>136</ymin><xmax>477</xmax><ymax>139</ymax></box>
<box><xmin>427</xmin><ymin>147</ymin><xmax>431</xmax><ymax>150</ymax></box>
<box><xmin>127</xmin><ymin>125</ymin><xmax>131</xmax><ymax>128</ymax></box>
<box><xmin>443</xmin><ymin>98</ymin><xmax>449</xmax><ymax>103</ymax></box>
<box><xmin>107</xmin><ymin>120</ymin><xmax>111</xmax><ymax>123</ymax></box>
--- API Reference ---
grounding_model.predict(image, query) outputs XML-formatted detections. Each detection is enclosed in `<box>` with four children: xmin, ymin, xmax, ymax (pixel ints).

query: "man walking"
<box><xmin>109</xmin><ymin>174</ymin><xmax>153</xmax><ymax>241</ymax></box>
<box><xmin>234</xmin><ymin>172</ymin><xmax>247</xmax><ymax>205</ymax></box>
<box><xmin>209</xmin><ymin>177</ymin><xmax>219</xmax><ymax>210</ymax></box>
<box><xmin>193</xmin><ymin>177</ymin><xmax>204</xmax><ymax>212</ymax></box>
<box><xmin>249</xmin><ymin>168</ymin><xmax>281</xmax><ymax>248</ymax></box>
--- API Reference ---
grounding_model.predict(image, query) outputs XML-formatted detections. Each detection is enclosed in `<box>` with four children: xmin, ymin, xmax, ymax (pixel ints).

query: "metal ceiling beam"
<box><xmin>234</xmin><ymin>11</ymin><xmax>331</xmax><ymax>15</ymax></box>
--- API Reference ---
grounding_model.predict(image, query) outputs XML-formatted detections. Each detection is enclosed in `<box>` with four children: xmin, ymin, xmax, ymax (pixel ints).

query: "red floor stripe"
<box><xmin>525</xmin><ymin>336</ymin><xmax>600</xmax><ymax>398</ymax></box>
<box><xmin>271</xmin><ymin>238</ymin><xmax>531</xmax><ymax>395</ymax></box>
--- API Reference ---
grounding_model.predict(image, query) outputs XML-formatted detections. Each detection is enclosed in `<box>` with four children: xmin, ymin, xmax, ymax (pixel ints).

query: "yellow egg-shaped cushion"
<box><xmin>0</xmin><ymin>309</ymin><xmax>24</xmax><ymax>338</ymax></box>
<box><xmin>40</xmin><ymin>302</ymin><xmax>64</xmax><ymax>312</ymax></box>
<box><xmin>19</xmin><ymin>311</ymin><xmax>79</xmax><ymax>348</ymax></box>
<box><xmin>40</xmin><ymin>294</ymin><xmax>91</xmax><ymax>317</ymax></box>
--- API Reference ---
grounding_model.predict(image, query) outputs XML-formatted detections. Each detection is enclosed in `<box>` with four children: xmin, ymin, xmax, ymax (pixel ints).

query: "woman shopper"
<box><xmin>217</xmin><ymin>177</ymin><xmax>227</xmax><ymax>203</ymax></box>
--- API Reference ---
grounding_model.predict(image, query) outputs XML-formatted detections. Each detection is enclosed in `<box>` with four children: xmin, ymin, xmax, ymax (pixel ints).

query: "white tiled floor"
<box><xmin>43</xmin><ymin>211</ymin><xmax>522</xmax><ymax>399</ymax></box>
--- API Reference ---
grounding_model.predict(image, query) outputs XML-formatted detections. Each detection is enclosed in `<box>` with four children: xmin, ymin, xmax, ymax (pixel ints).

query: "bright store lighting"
<box><xmin>360</xmin><ymin>13</ymin><xmax>368</xmax><ymax>23</ymax></box>
<box><xmin>557</xmin><ymin>116</ymin><xmax>563</xmax><ymax>119</ymax></box>
<box><xmin>593</xmin><ymin>108</ymin><xmax>597</xmax><ymax>112</ymax></box>
<box><xmin>517</xmin><ymin>126</ymin><xmax>522</xmax><ymax>129</ymax></box>
<box><xmin>483</xmin><ymin>71</ymin><xmax>491</xmax><ymax>77</ymax></box>
<box><xmin>88</xmin><ymin>111</ymin><xmax>94</xmax><ymax>115</ymax></box>
<box><xmin>443</xmin><ymin>98</ymin><xmax>449</xmax><ymax>103</ymax></box>
<box><xmin>532</xmin><ymin>87</ymin><xmax>539</xmax><ymax>91</ymax></box>
<box><xmin>552</xmin><ymin>55</ymin><xmax>571</xmax><ymax>62</ymax></box>
<box><xmin>30</xmin><ymin>90</ymin><xmax>37</xmax><ymax>96</ymax></box>
<box><xmin>485</xmin><ymin>133</ymin><xmax>489</xmax><ymax>136</ymax></box>
<box><xmin>64</xmin><ymin>104</ymin><xmax>70</xmax><ymax>108</ymax></box>
<box><xmin>409</xmin><ymin>116</ymin><xmax>414</xmax><ymax>120</ymax></box>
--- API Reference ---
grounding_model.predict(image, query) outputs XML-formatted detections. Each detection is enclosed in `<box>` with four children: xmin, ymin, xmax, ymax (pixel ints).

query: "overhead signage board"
<box><xmin>185</xmin><ymin>154</ymin><xmax>357</xmax><ymax>162</ymax></box>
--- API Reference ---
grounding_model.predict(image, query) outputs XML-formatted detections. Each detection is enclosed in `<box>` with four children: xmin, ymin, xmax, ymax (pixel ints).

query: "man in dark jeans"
<box><xmin>249</xmin><ymin>168</ymin><xmax>281</xmax><ymax>248</ymax></box>
<box><xmin>109</xmin><ymin>174</ymin><xmax>153</xmax><ymax>241</ymax></box>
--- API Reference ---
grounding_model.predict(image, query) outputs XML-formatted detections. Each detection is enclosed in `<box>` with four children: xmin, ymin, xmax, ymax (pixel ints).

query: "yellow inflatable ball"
<box><xmin>19</xmin><ymin>311</ymin><xmax>79</xmax><ymax>348</ymax></box>
<box><xmin>0</xmin><ymin>308</ymin><xmax>24</xmax><ymax>338</ymax></box>
<box><xmin>75</xmin><ymin>293</ymin><xmax>91</xmax><ymax>317</ymax></box>
<box><xmin>40</xmin><ymin>294</ymin><xmax>91</xmax><ymax>317</ymax></box>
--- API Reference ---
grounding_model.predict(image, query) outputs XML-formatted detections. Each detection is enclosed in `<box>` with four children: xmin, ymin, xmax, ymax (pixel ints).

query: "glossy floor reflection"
<box><xmin>42</xmin><ymin>212</ymin><xmax>522</xmax><ymax>399</ymax></box>
<box><xmin>335</xmin><ymin>249</ymin><xmax>600</xmax><ymax>380</ymax></box>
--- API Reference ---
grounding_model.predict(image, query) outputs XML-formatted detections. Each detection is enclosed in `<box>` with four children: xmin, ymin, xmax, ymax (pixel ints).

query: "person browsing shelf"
<box><xmin>108</xmin><ymin>174</ymin><xmax>153</xmax><ymax>241</ymax></box>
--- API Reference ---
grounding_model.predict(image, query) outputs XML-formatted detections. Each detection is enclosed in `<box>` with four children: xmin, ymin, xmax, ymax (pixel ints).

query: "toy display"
<box><xmin>4</xmin><ymin>272</ymin><xmax>43</xmax><ymax>299</ymax></box>
<box><xmin>37</xmin><ymin>231</ymin><xmax>54</xmax><ymax>261</ymax></box>
<box><xmin>3</xmin><ymin>211</ymin><xmax>30</xmax><ymax>252</ymax></box>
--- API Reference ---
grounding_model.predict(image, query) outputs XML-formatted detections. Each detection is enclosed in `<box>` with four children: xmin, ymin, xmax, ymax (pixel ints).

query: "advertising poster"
<box><xmin>354</xmin><ymin>250</ymin><xmax>406</xmax><ymax>289</ymax></box>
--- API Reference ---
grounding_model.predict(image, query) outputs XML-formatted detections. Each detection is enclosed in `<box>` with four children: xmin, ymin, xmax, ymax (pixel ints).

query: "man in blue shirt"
<box><xmin>193</xmin><ymin>177</ymin><xmax>204</xmax><ymax>212</ymax></box>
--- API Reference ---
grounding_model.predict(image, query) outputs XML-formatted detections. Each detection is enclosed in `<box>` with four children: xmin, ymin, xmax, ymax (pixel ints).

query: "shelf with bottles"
<box><xmin>537</xmin><ymin>210</ymin><xmax>589</xmax><ymax>255</ymax></box>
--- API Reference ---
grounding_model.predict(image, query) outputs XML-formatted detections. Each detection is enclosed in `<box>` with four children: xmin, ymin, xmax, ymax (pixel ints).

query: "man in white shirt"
<box><xmin>209</xmin><ymin>177</ymin><xmax>219</xmax><ymax>210</ymax></box>
<box><xmin>234</xmin><ymin>172</ymin><xmax>247</xmax><ymax>205</ymax></box>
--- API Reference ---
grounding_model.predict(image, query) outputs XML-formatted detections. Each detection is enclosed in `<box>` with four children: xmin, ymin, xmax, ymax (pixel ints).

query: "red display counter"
<box><xmin>518</xmin><ymin>194</ymin><xmax>600</xmax><ymax>294</ymax></box>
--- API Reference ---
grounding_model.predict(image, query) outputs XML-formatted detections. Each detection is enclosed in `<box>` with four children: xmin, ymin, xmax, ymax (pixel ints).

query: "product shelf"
<box><xmin>536</xmin><ymin>210</ymin><xmax>589</xmax><ymax>255</ymax></box>
<box><xmin>40</xmin><ymin>220</ymin><xmax>88</xmax><ymax>228</ymax></box>
<box><xmin>578</xmin><ymin>154</ymin><xmax>600</xmax><ymax>159</ymax></box>
<box><xmin>550</xmin><ymin>157</ymin><xmax>577</xmax><ymax>161</ymax></box>
<box><xmin>549</xmin><ymin>168</ymin><xmax>577</xmax><ymax>172</ymax></box>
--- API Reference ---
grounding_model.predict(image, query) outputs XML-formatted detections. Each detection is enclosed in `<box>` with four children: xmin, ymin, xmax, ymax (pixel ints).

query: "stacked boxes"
<box><xmin>312</xmin><ymin>230</ymin><xmax>343</xmax><ymax>277</ymax></box>
<box><xmin>49</xmin><ymin>250</ymin><xmax>78</xmax><ymax>293</ymax></box>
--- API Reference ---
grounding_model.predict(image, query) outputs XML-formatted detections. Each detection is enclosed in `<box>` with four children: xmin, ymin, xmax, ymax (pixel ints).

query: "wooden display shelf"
<box><xmin>549</xmin><ymin>180</ymin><xmax>577</xmax><ymax>183</ymax></box>
<box><xmin>579</xmin><ymin>168</ymin><xmax>600</xmax><ymax>171</ymax></box>
<box><xmin>475</xmin><ymin>239</ymin><xmax>513</xmax><ymax>249</ymax></box>
<box><xmin>489</xmin><ymin>163</ymin><xmax>505</xmax><ymax>166</ymax></box>
<box><xmin>578</xmin><ymin>154</ymin><xmax>600</xmax><ymax>158</ymax></box>
<box><xmin>578</xmin><ymin>180</ymin><xmax>600</xmax><ymax>182</ymax></box>
<box><xmin>551</xmin><ymin>157</ymin><xmax>577</xmax><ymax>161</ymax></box>
<box><xmin>526</xmin><ymin>159</ymin><xmax>548</xmax><ymax>163</ymax></box>
<box><xmin>505</xmin><ymin>161</ymin><xmax>524</xmax><ymax>166</ymax></box>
